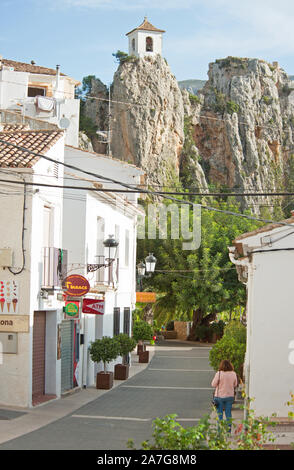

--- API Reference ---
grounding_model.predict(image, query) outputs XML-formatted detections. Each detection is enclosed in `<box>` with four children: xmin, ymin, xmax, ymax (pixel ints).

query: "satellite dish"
<box><xmin>59</xmin><ymin>117</ymin><xmax>70</xmax><ymax>129</ymax></box>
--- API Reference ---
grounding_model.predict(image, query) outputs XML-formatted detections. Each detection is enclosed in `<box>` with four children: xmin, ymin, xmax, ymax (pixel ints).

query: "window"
<box><xmin>125</xmin><ymin>229</ymin><xmax>130</xmax><ymax>267</ymax></box>
<box><xmin>132</xmin><ymin>38</ymin><xmax>136</xmax><ymax>52</ymax></box>
<box><xmin>123</xmin><ymin>308</ymin><xmax>130</xmax><ymax>335</ymax></box>
<box><xmin>28</xmin><ymin>86</ymin><xmax>46</xmax><ymax>97</ymax></box>
<box><xmin>146</xmin><ymin>37</ymin><xmax>153</xmax><ymax>52</ymax></box>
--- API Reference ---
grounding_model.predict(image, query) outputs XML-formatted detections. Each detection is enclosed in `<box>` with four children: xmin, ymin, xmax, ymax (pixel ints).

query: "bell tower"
<box><xmin>126</xmin><ymin>17</ymin><xmax>165</xmax><ymax>59</ymax></box>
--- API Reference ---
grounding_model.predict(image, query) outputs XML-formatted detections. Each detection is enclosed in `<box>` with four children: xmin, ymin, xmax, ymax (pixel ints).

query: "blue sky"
<box><xmin>2</xmin><ymin>0</ymin><xmax>294</xmax><ymax>86</ymax></box>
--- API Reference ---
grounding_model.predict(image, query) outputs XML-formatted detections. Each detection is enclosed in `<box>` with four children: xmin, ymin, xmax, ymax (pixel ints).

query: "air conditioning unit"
<box><xmin>42</xmin><ymin>247</ymin><xmax>68</xmax><ymax>289</ymax></box>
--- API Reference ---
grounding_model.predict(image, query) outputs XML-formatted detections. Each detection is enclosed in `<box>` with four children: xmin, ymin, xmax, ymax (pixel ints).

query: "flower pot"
<box><xmin>114</xmin><ymin>364</ymin><xmax>129</xmax><ymax>380</ymax></box>
<box><xmin>96</xmin><ymin>371</ymin><xmax>114</xmax><ymax>390</ymax></box>
<box><xmin>137</xmin><ymin>343</ymin><xmax>146</xmax><ymax>355</ymax></box>
<box><xmin>139</xmin><ymin>350</ymin><xmax>149</xmax><ymax>363</ymax></box>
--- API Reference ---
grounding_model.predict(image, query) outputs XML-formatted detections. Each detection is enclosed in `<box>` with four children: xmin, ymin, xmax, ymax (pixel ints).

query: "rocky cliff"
<box><xmin>82</xmin><ymin>55</ymin><xmax>294</xmax><ymax>213</ymax></box>
<box><xmin>183</xmin><ymin>57</ymin><xmax>294</xmax><ymax>212</ymax></box>
<box><xmin>110</xmin><ymin>55</ymin><xmax>184</xmax><ymax>187</ymax></box>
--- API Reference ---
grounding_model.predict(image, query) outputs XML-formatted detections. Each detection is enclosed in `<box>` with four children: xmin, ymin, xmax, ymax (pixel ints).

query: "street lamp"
<box><xmin>87</xmin><ymin>235</ymin><xmax>119</xmax><ymax>273</ymax></box>
<box><xmin>103</xmin><ymin>234</ymin><xmax>119</xmax><ymax>261</ymax></box>
<box><xmin>137</xmin><ymin>261</ymin><xmax>146</xmax><ymax>277</ymax></box>
<box><xmin>137</xmin><ymin>254</ymin><xmax>157</xmax><ymax>291</ymax></box>
<box><xmin>145</xmin><ymin>253</ymin><xmax>157</xmax><ymax>274</ymax></box>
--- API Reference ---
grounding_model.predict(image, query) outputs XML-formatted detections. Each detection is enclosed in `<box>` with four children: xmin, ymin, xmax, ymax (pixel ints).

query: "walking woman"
<box><xmin>211</xmin><ymin>360</ymin><xmax>238</xmax><ymax>432</ymax></box>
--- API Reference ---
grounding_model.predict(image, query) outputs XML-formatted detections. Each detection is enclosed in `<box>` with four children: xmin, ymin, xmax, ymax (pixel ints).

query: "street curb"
<box><xmin>0</xmin><ymin>345</ymin><xmax>155</xmax><ymax>445</ymax></box>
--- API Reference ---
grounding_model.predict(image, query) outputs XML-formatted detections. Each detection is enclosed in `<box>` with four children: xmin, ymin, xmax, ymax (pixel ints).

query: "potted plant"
<box><xmin>114</xmin><ymin>333</ymin><xmax>136</xmax><ymax>380</ymax></box>
<box><xmin>132</xmin><ymin>320</ymin><xmax>153</xmax><ymax>362</ymax></box>
<box><xmin>89</xmin><ymin>336</ymin><xmax>120</xmax><ymax>389</ymax></box>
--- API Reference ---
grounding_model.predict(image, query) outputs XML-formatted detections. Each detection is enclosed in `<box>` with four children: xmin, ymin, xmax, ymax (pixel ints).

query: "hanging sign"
<box><xmin>136</xmin><ymin>292</ymin><xmax>156</xmax><ymax>303</ymax></box>
<box><xmin>62</xmin><ymin>275</ymin><xmax>90</xmax><ymax>297</ymax></box>
<box><xmin>82</xmin><ymin>298</ymin><xmax>104</xmax><ymax>315</ymax></box>
<box><xmin>64</xmin><ymin>300</ymin><xmax>80</xmax><ymax>319</ymax></box>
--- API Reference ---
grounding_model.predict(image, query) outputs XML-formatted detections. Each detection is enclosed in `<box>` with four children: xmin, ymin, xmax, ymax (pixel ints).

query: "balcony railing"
<box><xmin>42</xmin><ymin>247</ymin><xmax>68</xmax><ymax>289</ymax></box>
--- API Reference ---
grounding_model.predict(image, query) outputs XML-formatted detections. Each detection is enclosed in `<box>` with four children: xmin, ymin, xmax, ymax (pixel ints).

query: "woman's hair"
<box><xmin>219</xmin><ymin>360</ymin><xmax>234</xmax><ymax>371</ymax></box>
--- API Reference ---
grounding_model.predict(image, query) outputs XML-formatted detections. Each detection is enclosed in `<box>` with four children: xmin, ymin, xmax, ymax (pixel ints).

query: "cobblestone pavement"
<box><xmin>0</xmin><ymin>340</ymin><xmax>215</xmax><ymax>450</ymax></box>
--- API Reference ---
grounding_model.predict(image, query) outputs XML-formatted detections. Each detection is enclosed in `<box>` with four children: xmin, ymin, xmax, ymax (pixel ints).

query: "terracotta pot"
<box><xmin>96</xmin><ymin>371</ymin><xmax>114</xmax><ymax>389</ymax></box>
<box><xmin>114</xmin><ymin>364</ymin><xmax>129</xmax><ymax>380</ymax></box>
<box><xmin>139</xmin><ymin>351</ymin><xmax>149</xmax><ymax>363</ymax></box>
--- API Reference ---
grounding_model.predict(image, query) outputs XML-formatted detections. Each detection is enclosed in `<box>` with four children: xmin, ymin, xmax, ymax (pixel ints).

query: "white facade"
<box><xmin>63</xmin><ymin>146</ymin><xmax>144</xmax><ymax>388</ymax></box>
<box><xmin>0</xmin><ymin>135</ymin><xmax>65</xmax><ymax>407</ymax></box>
<box><xmin>0</xmin><ymin>59</ymin><xmax>80</xmax><ymax>147</ymax></box>
<box><xmin>230</xmin><ymin>219</ymin><xmax>294</xmax><ymax>417</ymax></box>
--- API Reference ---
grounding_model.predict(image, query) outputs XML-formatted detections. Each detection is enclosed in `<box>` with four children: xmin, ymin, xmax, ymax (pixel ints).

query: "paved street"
<box><xmin>0</xmin><ymin>340</ymin><xmax>214</xmax><ymax>450</ymax></box>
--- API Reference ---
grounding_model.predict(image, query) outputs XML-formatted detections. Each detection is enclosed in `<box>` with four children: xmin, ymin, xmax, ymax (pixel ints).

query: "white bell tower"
<box><xmin>126</xmin><ymin>17</ymin><xmax>165</xmax><ymax>59</ymax></box>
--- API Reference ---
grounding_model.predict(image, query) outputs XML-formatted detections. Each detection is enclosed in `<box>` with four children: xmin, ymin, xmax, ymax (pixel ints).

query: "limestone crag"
<box><xmin>186</xmin><ymin>57</ymin><xmax>294</xmax><ymax>211</ymax></box>
<box><xmin>81</xmin><ymin>55</ymin><xmax>294</xmax><ymax>213</ymax></box>
<box><xmin>110</xmin><ymin>55</ymin><xmax>184</xmax><ymax>186</ymax></box>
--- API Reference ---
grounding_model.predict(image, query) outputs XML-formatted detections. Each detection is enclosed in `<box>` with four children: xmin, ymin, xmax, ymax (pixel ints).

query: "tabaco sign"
<box><xmin>62</xmin><ymin>275</ymin><xmax>90</xmax><ymax>297</ymax></box>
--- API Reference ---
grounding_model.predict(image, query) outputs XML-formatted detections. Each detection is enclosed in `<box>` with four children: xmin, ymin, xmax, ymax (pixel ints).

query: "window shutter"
<box><xmin>113</xmin><ymin>308</ymin><xmax>120</xmax><ymax>336</ymax></box>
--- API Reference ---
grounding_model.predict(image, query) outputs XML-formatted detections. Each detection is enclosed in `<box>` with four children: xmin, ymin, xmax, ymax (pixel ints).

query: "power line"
<box><xmin>1</xmin><ymin>138</ymin><xmax>294</xmax><ymax>229</ymax></box>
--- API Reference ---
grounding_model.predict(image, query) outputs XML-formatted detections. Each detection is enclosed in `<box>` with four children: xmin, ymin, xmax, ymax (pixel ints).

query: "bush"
<box><xmin>209</xmin><ymin>335</ymin><xmax>246</xmax><ymax>379</ymax></box>
<box><xmin>132</xmin><ymin>320</ymin><xmax>153</xmax><ymax>343</ymax></box>
<box><xmin>195</xmin><ymin>324</ymin><xmax>210</xmax><ymax>342</ymax></box>
<box><xmin>224</xmin><ymin>320</ymin><xmax>246</xmax><ymax>344</ymax></box>
<box><xmin>89</xmin><ymin>336</ymin><xmax>120</xmax><ymax>373</ymax></box>
<box><xmin>115</xmin><ymin>333</ymin><xmax>136</xmax><ymax>361</ymax></box>
<box><xmin>127</xmin><ymin>401</ymin><xmax>277</xmax><ymax>450</ymax></box>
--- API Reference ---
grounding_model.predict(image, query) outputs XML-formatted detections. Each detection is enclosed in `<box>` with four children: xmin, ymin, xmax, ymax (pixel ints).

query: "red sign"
<box><xmin>62</xmin><ymin>275</ymin><xmax>90</xmax><ymax>297</ymax></box>
<box><xmin>82</xmin><ymin>298</ymin><xmax>104</xmax><ymax>315</ymax></box>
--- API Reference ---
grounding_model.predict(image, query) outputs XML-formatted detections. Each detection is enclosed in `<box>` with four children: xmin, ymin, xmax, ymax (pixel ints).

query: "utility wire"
<box><xmin>1</xmin><ymin>138</ymin><xmax>294</xmax><ymax>229</ymax></box>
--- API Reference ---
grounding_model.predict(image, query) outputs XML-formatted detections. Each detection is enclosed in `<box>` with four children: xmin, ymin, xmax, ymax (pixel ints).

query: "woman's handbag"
<box><xmin>211</xmin><ymin>371</ymin><xmax>221</xmax><ymax>407</ymax></box>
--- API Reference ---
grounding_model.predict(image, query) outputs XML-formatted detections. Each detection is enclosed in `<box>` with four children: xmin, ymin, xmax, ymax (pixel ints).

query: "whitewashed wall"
<box><xmin>238</xmin><ymin>226</ymin><xmax>294</xmax><ymax>417</ymax></box>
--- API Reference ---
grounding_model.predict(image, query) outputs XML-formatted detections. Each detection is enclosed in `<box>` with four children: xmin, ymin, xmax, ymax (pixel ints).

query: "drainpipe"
<box><xmin>228</xmin><ymin>246</ymin><xmax>251</xmax><ymax>420</ymax></box>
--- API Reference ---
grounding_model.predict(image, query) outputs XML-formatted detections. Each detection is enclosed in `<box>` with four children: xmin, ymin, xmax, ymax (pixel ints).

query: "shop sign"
<box><xmin>136</xmin><ymin>292</ymin><xmax>156</xmax><ymax>303</ymax></box>
<box><xmin>82</xmin><ymin>298</ymin><xmax>104</xmax><ymax>315</ymax></box>
<box><xmin>0</xmin><ymin>315</ymin><xmax>29</xmax><ymax>333</ymax></box>
<box><xmin>64</xmin><ymin>301</ymin><xmax>80</xmax><ymax>319</ymax></box>
<box><xmin>62</xmin><ymin>275</ymin><xmax>90</xmax><ymax>297</ymax></box>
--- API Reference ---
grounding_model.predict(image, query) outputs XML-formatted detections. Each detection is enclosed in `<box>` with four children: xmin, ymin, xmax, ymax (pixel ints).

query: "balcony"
<box><xmin>42</xmin><ymin>247</ymin><xmax>68</xmax><ymax>290</ymax></box>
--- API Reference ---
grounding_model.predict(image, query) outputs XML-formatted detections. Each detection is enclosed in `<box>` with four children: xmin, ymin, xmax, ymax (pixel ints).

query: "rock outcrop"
<box><xmin>81</xmin><ymin>55</ymin><xmax>294</xmax><ymax>213</ymax></box>
<box><xmin>182</xmin><ymin>57</ymin><xmax>294</xmax><ymax>212</ymax></box>
<box><xmin>110</xmin><ymin>55</ymin><xmax>184</xmax><ymax>186</ymax></box>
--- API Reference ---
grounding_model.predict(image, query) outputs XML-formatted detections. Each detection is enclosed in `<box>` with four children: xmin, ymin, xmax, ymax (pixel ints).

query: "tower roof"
<box><xmin>126</xmin><ymin>17</ymin><xmax>165</xmax><ymax>36</ymax></box>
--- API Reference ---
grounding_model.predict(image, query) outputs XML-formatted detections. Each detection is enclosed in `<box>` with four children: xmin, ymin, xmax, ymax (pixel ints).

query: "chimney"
<box><xmin>55</xmin><ymin>64</ymin><xmax>60</xmax><ymax>95</ymax></box>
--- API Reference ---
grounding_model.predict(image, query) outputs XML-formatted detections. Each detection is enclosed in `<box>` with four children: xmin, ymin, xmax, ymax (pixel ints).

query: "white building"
<box><xmin>229</xmin><ymin>215</ymin><xmax>294</xmax><ymax>417</ymax></box>
<box><xmin>0</xmin><ymin>56</ymin><xmax>80</xmax><ymax>147</ymax></box>
<box><xmin>126</xmin><ymin>17</ymin><xmax>165</xmax><ymax>59</ymax></box>
<box><xmin>62</xmin><ymin>146</ymin><xmax>144</xmax><ymax>390</ymax></box>
<box><xmin>0</xmin><ymin>126</ymin><xmax>66</xmax><ymax>408</ymax></box>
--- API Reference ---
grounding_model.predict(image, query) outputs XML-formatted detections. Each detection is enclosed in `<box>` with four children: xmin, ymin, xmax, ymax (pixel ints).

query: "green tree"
<box><xmin>89</xmin><ymin>336</ymin><xmax>120</xmax><ymax>373</ymax></box>
<box><xmin>137</xmin><ymin>198</ymin><xmax>261</xmax><ymax>331</ymax></box>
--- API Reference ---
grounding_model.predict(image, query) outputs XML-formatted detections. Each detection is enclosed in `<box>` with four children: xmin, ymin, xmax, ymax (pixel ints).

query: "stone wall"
<box><xmin>174</xmin><ymin>321</ymin><xmax>191</xmax><ymax>341</ymax></box>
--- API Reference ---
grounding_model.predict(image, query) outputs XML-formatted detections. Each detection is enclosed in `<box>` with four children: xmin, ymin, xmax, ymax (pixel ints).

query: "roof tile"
<box><xmin>0</xmin><ymin>129</ymin><xmax>64</xmax><ymax>168</ymax></box>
